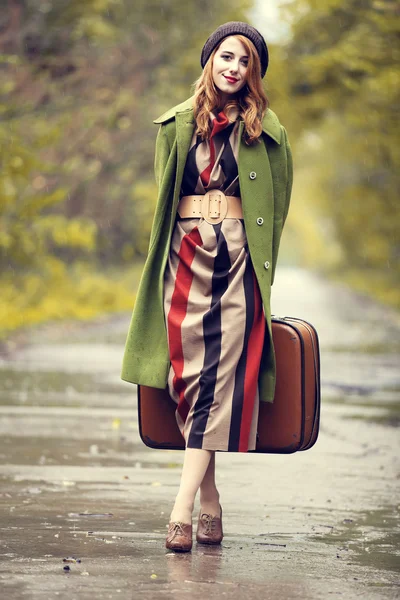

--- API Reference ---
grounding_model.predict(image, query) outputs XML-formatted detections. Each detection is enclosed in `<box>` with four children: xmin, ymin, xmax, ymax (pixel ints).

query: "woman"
<box><xmin>121</xmin><ymin>22</ymin><xmax>293</xmax><ymax>552</ymax></box>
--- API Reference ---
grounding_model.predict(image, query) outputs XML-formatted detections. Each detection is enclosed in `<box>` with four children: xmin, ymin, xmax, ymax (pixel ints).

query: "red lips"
<box><xmin>224</xmin><ymin>75</ymin><xmax>238</xmax><ymax>83</ymax></box>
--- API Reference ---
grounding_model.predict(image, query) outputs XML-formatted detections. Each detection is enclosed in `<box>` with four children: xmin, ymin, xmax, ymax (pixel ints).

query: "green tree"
<box><xmin>283</xmin><ymin>0</ymin><xmax>400</xmax><ymax>304</ymax></box>
<box><xmin>1</xmin><ymin>0</ymin><xmax>263</xmax><ymax>335</ymax></box>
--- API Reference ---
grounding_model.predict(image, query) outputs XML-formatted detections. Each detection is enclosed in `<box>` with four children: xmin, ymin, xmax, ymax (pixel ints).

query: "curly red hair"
<box><xmin>191</xmin><ymin>35</ymin><xmax>269</xmax><ymax>145</ymax></box>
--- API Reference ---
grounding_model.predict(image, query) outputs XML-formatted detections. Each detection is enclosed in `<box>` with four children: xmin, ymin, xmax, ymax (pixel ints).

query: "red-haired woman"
<box><xmin>121</xmin><ymin>22</ymin><xmax>293</xmax><ymax>552</ymax></box>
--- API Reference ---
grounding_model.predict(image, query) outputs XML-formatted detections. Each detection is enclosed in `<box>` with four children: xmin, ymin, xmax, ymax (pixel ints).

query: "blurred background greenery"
<box><xmin>0</xmin><ymin>0</ymin><xmax>399</xmax><ymax>339</ymax></box>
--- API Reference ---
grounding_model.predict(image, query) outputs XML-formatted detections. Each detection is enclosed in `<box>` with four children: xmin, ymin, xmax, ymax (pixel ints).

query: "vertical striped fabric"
<box><xmin>163</xmin><ymin>106</ymin><xmax>266</xmax><ymax>452</ymax></box>
<box><xmin>163</xmin><ymin>218</ymin><xmax>266</xmax><ymax>452</ymax></box>
<box><xmin>181</xmin><ymin>105</ymin><xmax>241</xmax><ymax>198</ymax></box>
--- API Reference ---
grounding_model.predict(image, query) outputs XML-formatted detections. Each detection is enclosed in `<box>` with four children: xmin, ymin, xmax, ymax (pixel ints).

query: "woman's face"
<box><xmin>212</xmin><ymin>36</ymin><xmax>248</xmax><ymax>100</ymax></box>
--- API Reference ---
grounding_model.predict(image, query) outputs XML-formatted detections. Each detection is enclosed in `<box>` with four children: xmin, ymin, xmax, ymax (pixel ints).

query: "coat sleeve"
<box><xmin>282</xmin><ymin>126</ymin><xmax>293</xmax><ymax>227</ymax></box>
<box><xmin>154</xmin><ymin>124</ymin><xmax>171</xmax><ymax>191</ymax></box>
<box><xmin>270</xmin><ymin>125</ymin><xmax>293</xmax><ymax>286</ymax></box>
<box><xmin>148</xmin><ymin>124</ymin><xmax>171</xmax><ymax>251</ymax></box>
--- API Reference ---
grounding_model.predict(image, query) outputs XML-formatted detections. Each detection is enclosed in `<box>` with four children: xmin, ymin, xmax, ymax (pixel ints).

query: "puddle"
<box><xmin>324</xmin><ymin>343</ymin><xmax>400</xmax><ymax>355</ymax></box>
<box><xmin>323</xmin><ymin>393</ymin><xmax>400</xmax><ymax>428</ymax></box>
<box><xmin>311</xmin><ymin>505</ymin><xmax>400</xmax><ymax>575</ymax></box>
<box><xmin>343</xmin><ymin>412</ymin><xmax>400</xmax><ymax>427</ymax></box>
<box><xmin>0</xmin><ymin>368</ymin><xmax>126</xmax><ymax>396</ymax></box>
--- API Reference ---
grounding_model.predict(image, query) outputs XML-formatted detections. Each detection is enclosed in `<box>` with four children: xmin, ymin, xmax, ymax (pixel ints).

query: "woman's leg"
<box><xmin>199</xmin><ymin>452</ymin><xmax>221</xmax><ymax>516</ymax></box>
<box><xmin>169</xmin><ymin>448</ymin><xmax>212</xmax><ymax>524</ymax></box>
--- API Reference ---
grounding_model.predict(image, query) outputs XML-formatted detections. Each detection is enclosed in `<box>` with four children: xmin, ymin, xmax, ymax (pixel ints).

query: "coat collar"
<box><xmin>153</xmin><ymin>95</ymin><xmax>282</xmax><ymax>145</ymax></box>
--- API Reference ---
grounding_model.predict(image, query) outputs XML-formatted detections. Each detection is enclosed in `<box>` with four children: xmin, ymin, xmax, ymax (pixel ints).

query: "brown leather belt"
<box><xmin>178</xmin><ymin>190</ymin><xmax>243</xmax><ymax>224</ymax></box>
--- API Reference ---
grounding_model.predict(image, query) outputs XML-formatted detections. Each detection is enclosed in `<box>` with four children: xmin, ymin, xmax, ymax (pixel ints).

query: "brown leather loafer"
<box><xmin>165</xmin><ymin>521</ymin><xmax>192</xmax><ymax>552</ymax></box>
<box><xmin>196</xmin><ymin>504</ymin><xmax>223</xmax><ymax>545</ymax></box>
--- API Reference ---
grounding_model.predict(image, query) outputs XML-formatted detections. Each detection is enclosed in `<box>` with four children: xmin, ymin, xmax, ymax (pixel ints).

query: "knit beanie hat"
<box><xmin>200</xmin><ymin>21</ymin><xmax>269</xmax><ymax>78</ymax></box>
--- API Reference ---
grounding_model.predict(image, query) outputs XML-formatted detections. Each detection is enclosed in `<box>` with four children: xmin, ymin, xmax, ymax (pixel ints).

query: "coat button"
<box><xmin>264</xmin><ymin>260</ymin><xmax>270</xmax><ymax>270</ymax></box>
<box><xmin>256</xmin><ymin>217</ymin><xmax>264</xmax><ymax>225</ymax></box>
<box><xmin>249</xmin><ymin>171</ymin><xmax>257</xmax><ymax>180</ymax></box>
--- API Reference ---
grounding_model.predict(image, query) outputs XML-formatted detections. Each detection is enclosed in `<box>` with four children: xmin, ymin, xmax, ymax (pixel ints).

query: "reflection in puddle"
<box><xmin>166</xmin><ymin>547</ymin><xmax>223</xmax><ymax>584</ymax></box>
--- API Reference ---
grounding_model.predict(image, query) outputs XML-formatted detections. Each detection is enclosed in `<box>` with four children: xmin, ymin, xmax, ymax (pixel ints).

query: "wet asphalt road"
<box><xmin>0</xmin><ymin>267</ymin><xmax>399</xmax><ymax>600</ymax></box>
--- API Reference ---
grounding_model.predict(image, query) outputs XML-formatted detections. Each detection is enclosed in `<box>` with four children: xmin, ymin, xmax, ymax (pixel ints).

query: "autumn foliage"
<box><xmin>0</xmin><ymin>0</ymin><xmax>398</xmax><ymax>338</ymax></box>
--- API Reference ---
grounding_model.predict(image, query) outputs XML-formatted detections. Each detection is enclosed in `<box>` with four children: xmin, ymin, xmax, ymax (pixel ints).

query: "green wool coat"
<box><xmin>121</xmin><ymin>95</ymin><xmax>293</xmax><ymax>403</ymax></box>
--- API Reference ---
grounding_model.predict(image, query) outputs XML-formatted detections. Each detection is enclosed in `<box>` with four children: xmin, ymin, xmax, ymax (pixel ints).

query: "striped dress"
<box><xmin>163</xmin><ymin>106</ymin><xmax>266</xmax><ymax>452</ymax></box>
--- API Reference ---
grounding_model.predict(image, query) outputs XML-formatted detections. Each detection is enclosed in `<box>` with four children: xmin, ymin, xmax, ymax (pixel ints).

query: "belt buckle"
<box><xmin>201</xmin><ymin>190</ymin><xmax>228</xmax><ymax>225</ymax></box>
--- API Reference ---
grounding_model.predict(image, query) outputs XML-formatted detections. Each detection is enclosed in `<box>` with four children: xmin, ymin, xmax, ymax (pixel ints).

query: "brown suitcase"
<box><xmin>137</xmin><ymin>316</ymin><xmax>320</xmax><ymax>454</ymax></box>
